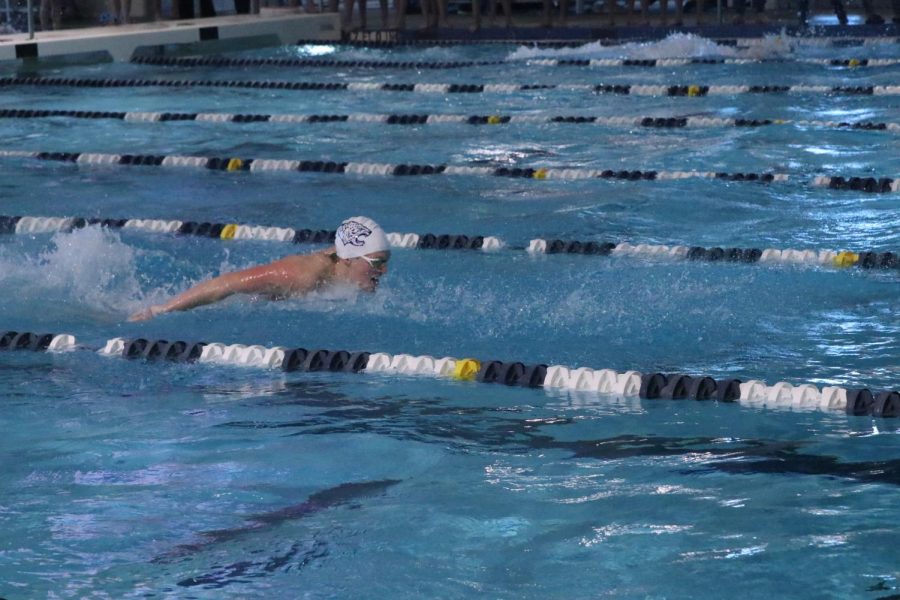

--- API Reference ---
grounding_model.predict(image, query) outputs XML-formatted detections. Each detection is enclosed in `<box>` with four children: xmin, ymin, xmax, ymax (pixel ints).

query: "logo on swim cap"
<box><xmin>337</xmin><ymin>220</ymin><xmax>372</xmax><ymax>248</ymax></box>
<box><xmin>335</xmin><ymin>216</ymin><xmax>390</xmax><ymax>259</ymax></box>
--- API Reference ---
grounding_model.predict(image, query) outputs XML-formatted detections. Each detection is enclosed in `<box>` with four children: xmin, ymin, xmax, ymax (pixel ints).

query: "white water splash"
<box><xmin>0</xmin><ymin>226</ymin><xmax>156</xmax><ymax>321</ymax></box>
<box><xmin>507</xmin><ymin>31</ymin><xmax>799</xmax><ymax>61</ymax></box>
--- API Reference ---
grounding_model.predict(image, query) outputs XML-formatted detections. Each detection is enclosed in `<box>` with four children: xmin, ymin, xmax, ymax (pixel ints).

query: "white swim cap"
<box><xmin>334</xmin><ymin>216</ymin><xmax>390</xmax><ymax>259</ymax></box>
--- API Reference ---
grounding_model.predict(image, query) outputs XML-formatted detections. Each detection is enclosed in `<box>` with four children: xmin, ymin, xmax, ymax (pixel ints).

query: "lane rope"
<box><xmin>4</xmin><ymin>150</ymin><xmax>897</xmax><ymax>193</ymax></box>
<box><xmin>1</xmin><ymin>107</ymin><xmax>897</xmax><ymax>133</ymax></box>
<box><xmin>299</xmin><ymin>36</ymin><xmax>900</xmax><ymax>49</ymax></box>
<box><xmin>0</xmin><ymin>214</ymin><xmax>503</xmax><ymax>250</ymax></box>
<box><xmin>4</xmin><ymin>214</ymin><xmax>899</xmax><ymax>271</ymax></box>
<box><xmin>0</xmin><ymin>149</ymin><xmax>808</xmax><ymax>187</ymax></box>
<box><xmin>2</xmin><ymin>76</ymin><xmax>899</xmax><ymax>97</ymax></box>
<box><xmin>130</xmin><ymin>54</ymin><xmax>900</xmax><ymax>70</ymax></box>
<box><xmin>3</xmin><ymin>329</ymin><xmax>897</xmax><ymax>418</ymax></box>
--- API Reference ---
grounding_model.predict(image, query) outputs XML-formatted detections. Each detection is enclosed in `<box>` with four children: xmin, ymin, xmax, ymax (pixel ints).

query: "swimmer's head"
<box><xmin>334</xmin><ymin>216</ymin><xmax>391</xmax><ymax>292</ymax></box>
<box><xmin>335</xmin><ymin>217</ymin><xmax>390</xmax><ymax>259</ymax></box>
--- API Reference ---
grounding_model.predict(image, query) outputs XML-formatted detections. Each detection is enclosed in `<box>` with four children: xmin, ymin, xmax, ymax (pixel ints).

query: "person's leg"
<box><xmin>860</xmin><ymin>0</ymin><xmax>883</xmax><ymax>23</ymax></box>
<box><xmin>501</xmin><ymin>0</ymin><xmax>510</xmax><ymax>25</ymax></box>
<box><xmin>830</xmin><ymin>0</ymin><xmax>848</xmax><ymax>24</ymax></box>
<box><xmin>638</xmin><ymin>0</ymin><xmax>648</xmax><ymax>24</ymax></box>
<box><xmin>379</xmin><ymin>0</ymin><xmax>388</xmax><ymax>24</ymax></box>
<box><xmin>605</xmin><ymin>0</ymin><xmax>615</xmax><ymax>24</ymax></box>
<box><xmin>558</xmin><ymin>0</ymin><xmax>567</xmax><ymax>24</ymax></box>
<box><xmin>472</xmin><ymin>0</ymin><xmax>481</xmax><ymax>29</ymax></box>
<box><xmin>345</xmin><ymin>0</ymin><xmax>356</xmax><ymax>27</ymax></box>
<box><xmin>541</xmin><ymin>0</ymin><xmax>551</xmax><ymax>25</ymax></box>
<box><xmin>436</xmin><ymin>0</ymin><xmax>446</xmax><ymax>26</ymax></box>
<box><xmin>420</xmin><ymin>0</ymin><xmax>432</xmax><ymax>28</ymax></box>
<box><xmin>733</xmin><ymin>0</ymin><xmax>745</xmax><ymax>23</ymax></box>
<box><xmin>394</xmin><ymin>0</ymin><xmax>405</xmax><ymax>27</ymax></box>
<box><xmin>120</xmin><ymin>0</ymin><xmax>131</xmax><ymax>22</ymax></box>
<box><xmin>40</xmin><ymin>0</ymin><xmax>50</xmax><ymax>29</ymax></box>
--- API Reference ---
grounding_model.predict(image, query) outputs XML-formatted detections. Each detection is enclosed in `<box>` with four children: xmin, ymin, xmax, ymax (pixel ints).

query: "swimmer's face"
<box><xmin>347</xmin><ymin>251</ymin><xmax>390</xmax><ymax>292</ymax></box>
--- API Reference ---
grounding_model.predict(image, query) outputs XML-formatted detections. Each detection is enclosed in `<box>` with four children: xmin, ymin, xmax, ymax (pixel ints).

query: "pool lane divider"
<box><xmin>1</xmin><ymin>108</ymin><xmax>897</xmax><ymax>134</ymax></box>
<box><xmin>3</xmin><ymin>329</ymin><xmax>898</xmax><ymax>419</ymax></box>
<box><xmin>2</xmin><ymin>149</ymin><xmax>897</xmax><ymax>193</ymax></box>
<box><xmin>0</xmin><ymin>148</ymin><xmax>797</xmax><ymax>186</ymax></box>
<box><xmin>300</xmin><ymin>35</ymin><xmax>900</xmax><ymax>49</ymax></box>
<box><xmin>130</xmin><ymin>55</ymin><xmax>900</xmax><ymax>70</ymax></box>
<box><xmin>0</xmin><ymin>214</ymin><xmax>503</xmax><ymax>250</ymax></box>
<box><xmin>2</xmin><ymin>76</ymin><xmax>900</xmax><ymax>98</ymax></box>
<box><xmin>4</xmin><ymin>215</ymin><xmax>899</xmax><ymax>271</ymax></box>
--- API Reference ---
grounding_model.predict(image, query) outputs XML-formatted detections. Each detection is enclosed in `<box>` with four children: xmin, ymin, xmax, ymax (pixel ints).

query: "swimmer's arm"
<box><xmin>128</xmin><ymin>258</ymin><xmax>316</xmax><ymax>321</ymax></box>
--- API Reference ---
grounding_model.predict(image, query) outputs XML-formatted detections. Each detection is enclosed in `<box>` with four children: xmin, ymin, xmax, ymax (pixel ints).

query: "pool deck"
<box><xmin>0</xmin><ymin>7</ymin><xmax>896</xmax><ymax>64</ymax></box>
<box><xmin>0</xmin><ymin>11</ymin><xmax>340</xmax><ymax>62</ymax></box>
<box><xmin>343</xmin><ymin>8</ymin><xmax>900</xmax><ymax>44</ymax></box>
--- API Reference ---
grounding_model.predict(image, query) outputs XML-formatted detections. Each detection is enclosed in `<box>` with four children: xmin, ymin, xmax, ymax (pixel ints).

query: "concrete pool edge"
<box><xmin>0</xmin><ymin>12</ymin><xmax>340</xmax><ymax>63</ymax></box>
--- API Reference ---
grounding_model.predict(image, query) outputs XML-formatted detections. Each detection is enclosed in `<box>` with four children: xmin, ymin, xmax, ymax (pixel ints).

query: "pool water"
<box><xmin>1</xmin><ymin>33</ymin><xmax>899</xmax><ymax>598</ymax></box>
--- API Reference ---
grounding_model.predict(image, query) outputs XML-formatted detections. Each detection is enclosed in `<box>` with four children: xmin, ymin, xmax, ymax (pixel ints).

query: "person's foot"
<box><xmin>865</xmin><ymin>13</ymin><xmax>884</xmax><ymax>24</ymax></box>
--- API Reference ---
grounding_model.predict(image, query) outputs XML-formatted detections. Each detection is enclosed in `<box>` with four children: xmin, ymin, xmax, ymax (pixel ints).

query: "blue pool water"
<box><xmin>1</xmin><ymin>34</ymin><xmax>899</xmax><ymax>598</ymax></box>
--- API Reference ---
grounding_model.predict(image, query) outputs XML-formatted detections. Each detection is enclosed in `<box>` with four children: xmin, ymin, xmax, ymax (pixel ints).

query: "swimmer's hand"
<box><xmin>127</xmin><ymin>305</ymin><xmax>166</xmax><ymax>322</ymax></box>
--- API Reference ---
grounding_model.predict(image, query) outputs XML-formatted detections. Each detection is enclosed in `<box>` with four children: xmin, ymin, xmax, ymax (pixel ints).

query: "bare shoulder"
<box><xmin>274</xmin><ymin>252</ymin><xmax>331</xmax><ymax>274</ymax></box>
<box><xmin>266</xmin><ymin>251</ymin><xmax>334</xmax><ymax>293</ymax></box>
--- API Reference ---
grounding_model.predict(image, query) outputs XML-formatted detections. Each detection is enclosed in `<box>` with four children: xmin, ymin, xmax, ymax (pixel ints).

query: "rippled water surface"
<box><xmin>1</xmin><ymin>33</ymin><xmax>899</xmax><ymax>599</ymax></box>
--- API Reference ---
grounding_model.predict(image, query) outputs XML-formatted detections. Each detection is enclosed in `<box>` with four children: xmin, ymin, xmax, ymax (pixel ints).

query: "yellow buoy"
<box><xmin>453</xmin><ymin>358</ymin><xmax>481</xmax><ymax>381</ymax></box>
<box><xmin>220</xmin><ymin>224</ymin><xmax>238</xmax><ymax>240</ymax></box>
<box><xmin>833</xmin><ymin>251</ymin><xmax>859</xmax><ymax>268</ymax></box>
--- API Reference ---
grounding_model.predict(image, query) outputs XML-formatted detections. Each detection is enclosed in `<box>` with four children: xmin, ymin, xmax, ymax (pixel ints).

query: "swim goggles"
<box><xmin>357</xmin><ymin>255</ymin><xmax>389</xmax><ymax>270</ymax></box>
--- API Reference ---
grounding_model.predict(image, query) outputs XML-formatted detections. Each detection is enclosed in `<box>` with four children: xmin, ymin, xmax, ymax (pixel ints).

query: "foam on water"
<box><xmin>506</xmin><ymin>31</ymin><xmax>799</xmax><ymax>60</ymax></box>
<box><xmin>0</xmin><ymin>227</ymin><xmax>159</xmax><ymax>322</ymax></box>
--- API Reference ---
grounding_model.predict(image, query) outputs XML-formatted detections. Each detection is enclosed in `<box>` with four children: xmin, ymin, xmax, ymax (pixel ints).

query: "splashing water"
<box><xmin>507</xmin><ymin>32</ymin><xmax>799</xmax><ymax>61</ymax></box>
<box><xmin>0</xmin><ymin>226</ymin><xmax>154</xmax><ymax>322</ymax></box>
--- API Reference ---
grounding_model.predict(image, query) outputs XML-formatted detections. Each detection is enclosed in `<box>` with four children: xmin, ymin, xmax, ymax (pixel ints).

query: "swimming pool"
<box><xmin>1</xmin><ymin>33</ymin><xmax>899</xmax><ymax>598</ymax></box>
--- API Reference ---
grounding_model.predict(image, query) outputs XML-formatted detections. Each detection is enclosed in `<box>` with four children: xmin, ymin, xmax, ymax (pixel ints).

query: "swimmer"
<box><xmin>128</xmin><ymin>216</ymin><xmax>390</xmax><ymax>322</ymax></box>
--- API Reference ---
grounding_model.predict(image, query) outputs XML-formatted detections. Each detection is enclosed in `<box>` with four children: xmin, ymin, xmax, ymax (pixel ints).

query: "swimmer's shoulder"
<box><xmin>277</xmin><ymin>249</ymin><xmax>334</xmax><ymax>270</ymax></box>
<box><xmin>271</xmin><ymin>250</ymin><xmax>336</xmax><ymax>289</ymax></box>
